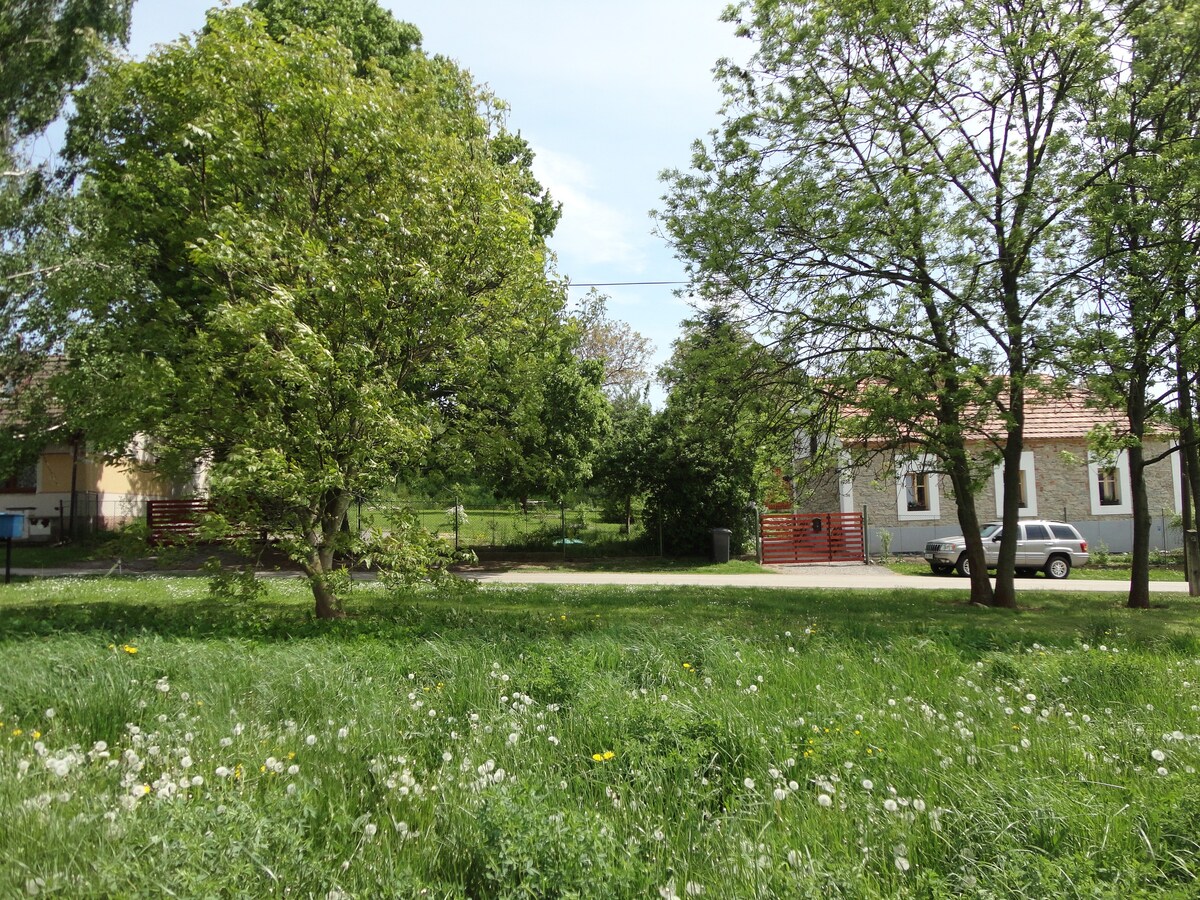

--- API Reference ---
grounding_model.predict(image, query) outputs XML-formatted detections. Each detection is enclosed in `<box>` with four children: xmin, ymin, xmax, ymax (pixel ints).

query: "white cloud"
<box><xmin>532</xmin><ymin>146</ymin><xmax>645</xmax><ymax>272</ymax></box>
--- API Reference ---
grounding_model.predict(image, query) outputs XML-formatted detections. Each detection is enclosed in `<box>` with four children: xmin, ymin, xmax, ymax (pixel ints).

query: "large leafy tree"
<box><xmin>661</xmin><ymin>0</ymin><xmax>1115</xmax><ymax>606</ymax></box>
<box><xmin>60</xmin><ymin>8</ymin><xmax>565</xmax><ymax>617</ymax></box>
<box><xmin>646</xmin><ymin>307</ymin><xmax>785</xmax><ymax>556</ymax></box>
<box><xmin>1</xmin><ymin>0</ymin><xmax>132</xmax><ymax>474</ymax></box>
<box><xmin>1071</xmin><ymin>0</ymin><xmax>1200</xmax><ymax>607</ymax></box>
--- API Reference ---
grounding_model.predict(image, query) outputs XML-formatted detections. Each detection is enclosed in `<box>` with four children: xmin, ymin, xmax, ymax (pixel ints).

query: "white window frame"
<box><xmin>994</xmin><ymin>450</ymin><xmax>1038</xmax><ymax>517</ymax></box>
<box><xmin>1088</xmin><ymin>450</ymin><xmax>1132</xmax><ymax>515</ymax></box>
<box><xmin>896</xmin><ymin>456</ymin><xmax>940</xmax><ymax>521</ymax></box>
<box><xmin>838</xmin><ymin>458</ymin><xmax>855</xmax><ymax>514</ymax></box>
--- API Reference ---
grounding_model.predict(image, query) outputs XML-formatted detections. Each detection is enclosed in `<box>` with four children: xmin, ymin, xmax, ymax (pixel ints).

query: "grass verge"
<box><xmin>1</xmin><ymin>578</ymin><xmax>1199</xmax><ymax>897</ymax></box>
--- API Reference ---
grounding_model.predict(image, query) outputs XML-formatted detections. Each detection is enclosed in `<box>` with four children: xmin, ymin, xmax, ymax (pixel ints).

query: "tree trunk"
<box><xmin>992</xmin><ymin>422</ymin><xmax>1024</xmax><ymax>610</ymax></box>
<box><xmin>1174</xmin><ymin>318</ymin><xmax>1200</xmax><ymax>593</ymax></box>
<box><xmin>304</xmin><ymin>489</ymin><xmax>354</xmax><ymax>620</ymax></box>
<box><xmin>946</xmin><ymin>460</ymin><xmax>994</xmax><ymax>606</ymax></box>
<box><xmin>1128</xmin><ymin>446</ymin><xmax>1152</xmax><ymax>609</ymax></box>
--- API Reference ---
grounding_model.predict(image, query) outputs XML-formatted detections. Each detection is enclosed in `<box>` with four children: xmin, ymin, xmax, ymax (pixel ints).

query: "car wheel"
<box><xmin>931</xmin><ymin>564</ymin><xmax>953</xmax><ymax>576</ymax></box>
<box><xmin>1044</xmin><ymin>555</ymin><xmax>1071</xmax><ymax>580</ymax></box>
<box><xmin>955</xmin><ymin>554</ymin><xmax>971</xmax><ymax>577</ymax></box>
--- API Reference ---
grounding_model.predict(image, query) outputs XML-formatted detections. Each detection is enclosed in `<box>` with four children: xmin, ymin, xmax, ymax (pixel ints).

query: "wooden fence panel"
<box><xmin>760</xmin><ymin>512</ymin><xmax>865</xmax><ymax>564</ymax></box>
<box><xmin>146</xmin><ymin>499</ymin><xmax>212</xmax><ymax>545</ymax></box>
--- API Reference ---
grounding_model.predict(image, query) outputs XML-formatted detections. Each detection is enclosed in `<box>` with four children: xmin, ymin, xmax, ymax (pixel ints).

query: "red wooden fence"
<box><xmin>760</xmin><ymin>512</ymin><xmax>865</xmax><ymax>564</ymax></box>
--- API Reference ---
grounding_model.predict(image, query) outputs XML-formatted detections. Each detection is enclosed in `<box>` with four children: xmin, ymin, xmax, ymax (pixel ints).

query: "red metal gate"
<box><xmin>760</xmin><ymin>512</ymin><xmax>865</xmax><ymax>564</ymax></box>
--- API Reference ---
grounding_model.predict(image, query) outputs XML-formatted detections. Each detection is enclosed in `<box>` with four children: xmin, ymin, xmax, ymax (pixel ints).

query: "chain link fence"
<box><xmin>358</xmin><ymin>497</ymin><xmax>655</xmax><ymax>558</ymax></box>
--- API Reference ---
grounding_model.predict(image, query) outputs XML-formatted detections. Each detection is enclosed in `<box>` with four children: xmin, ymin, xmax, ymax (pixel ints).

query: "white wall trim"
<box><xmin>896</xmin><ymin>455</ymin><xmax>940</xmax><ymax>521</ymax></box>
<box><xmin>993</xmin><ymin>450</ymin><xmax>1038</xmax><ymax>517</ymax></box>
<box><xmin>1088</xmin><ymin>450</ymin><xmax>1133</xmax><ymax>516</ymax></box>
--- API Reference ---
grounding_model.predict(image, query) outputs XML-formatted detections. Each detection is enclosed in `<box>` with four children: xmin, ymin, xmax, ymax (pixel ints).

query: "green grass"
<box><xmin>365</xmin><ymin>502</ymin><xmax>652</xmax><ymax>555</ymax></box>
<box><xmin>2</xmin><ymin>577</ymin><xmax>1200</xmax><ymax>897</ymax></box>
<box><xmin>887</xmin><ymin>556</ymin><xmax>1190</xmax><ymax>583</ymax></box>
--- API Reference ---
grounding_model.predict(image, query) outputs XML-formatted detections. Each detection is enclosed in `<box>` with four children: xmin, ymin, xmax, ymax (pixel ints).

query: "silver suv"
<box><xmin>923</xmin><ymin>520</ymin><xmax>1089</xmax><ymax>579</ymax></box>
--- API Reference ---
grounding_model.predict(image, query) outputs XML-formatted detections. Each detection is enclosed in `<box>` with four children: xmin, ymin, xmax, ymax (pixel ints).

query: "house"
<box><xmin>792</xmin><ymin>389</ymin><xmax>1182</xmax><ymax>555</ymax></box>
<box><xmin>1</xmin><ymin>360</ymin><xmax>199</xmax><ymax>540</ymax></box>
<box><xmin>0</xmin><ymin>436</ymin><xmax>200</xmax><ymax>541</ymax></box>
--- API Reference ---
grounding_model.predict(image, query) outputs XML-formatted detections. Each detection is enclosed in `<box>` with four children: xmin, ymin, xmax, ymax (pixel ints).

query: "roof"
<box><xmin>838</xmin><ymin>381</ymin><xmax>1151</xmax><ymax>446</ymax></box>
<box><xmin>1020</xmin><ymin>389</ymin><xmax>1127</xmax><ymax>440</ymax></box>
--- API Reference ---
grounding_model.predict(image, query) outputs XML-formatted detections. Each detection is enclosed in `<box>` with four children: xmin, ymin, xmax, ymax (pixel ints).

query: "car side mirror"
<box><xmin>991</xmin><ymin>535</ymin><xmax>1001</xmax><ymax>542</ymax></box>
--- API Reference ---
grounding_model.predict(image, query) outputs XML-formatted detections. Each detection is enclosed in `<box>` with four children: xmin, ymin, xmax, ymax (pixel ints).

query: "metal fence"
<box><xmin>360</xmin><ymin>498</ymin><xmax>653</xmax><ymax>557</ymax></box>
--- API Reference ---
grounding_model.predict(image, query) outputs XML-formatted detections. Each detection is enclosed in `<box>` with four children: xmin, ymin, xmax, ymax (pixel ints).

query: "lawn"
<box><xmin>2</xmin><ymin>577</ymin><xmax>1199</xmax><ymax>897</ymax></box>
<box><xmin>887</xmin><ymin>555</ymin><xmax>1190</xmax><ymax>583</ymax></box>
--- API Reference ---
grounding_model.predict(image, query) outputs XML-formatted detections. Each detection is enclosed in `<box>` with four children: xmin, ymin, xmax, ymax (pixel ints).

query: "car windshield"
<box><xmin>979</xmin><ymin>523</ymin><xmax>1002</xmax><ymax>539</ymax></box>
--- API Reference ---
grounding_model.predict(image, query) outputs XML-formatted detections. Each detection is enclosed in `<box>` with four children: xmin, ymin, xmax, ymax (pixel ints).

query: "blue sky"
<box><xmin>124</xmin><ymin>0</ymin><xmax>749</xmax><ymax>394</ymax></box>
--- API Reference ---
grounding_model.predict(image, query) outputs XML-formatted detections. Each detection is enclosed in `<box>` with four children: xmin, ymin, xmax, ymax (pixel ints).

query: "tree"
<box><xmin>467</xmin><ymin>334</ymin><xmax>610</xmax><ymax>506</ymax></box>
<box><xmin>660</xmin><ymin>0</ymin><xmax>1116</xmax><ymax>606</ymax></box>
<box><xmin>571</xmin><ymin>289</ymin><xmax>655</xmax><ymax>395</ymax></box>
<box><xmin>590</xmin><ymin>387</ymin><xmax>654</xmax><ymax>531</ymax></box>
<box><xmin>1071</xmin><ymin>0</ymin><xmax>1200</xmax><ymax>607</ymax></box>
<box><xmin>249</xmin><ymin>0</ymin><xmax>560</xmax><ymax>242</ymax></box>
<box><xmin>646</xmin><ymin>307</ymin><xmax>784</xmax><ymax>556</ymax></box>
<box><xmin>1</xmin><ymin>1</ymin><xmax>132</xmax><ymax>476</ymax></box>
<box><xmin>60</xmin><ymin>9</ymin><xmax>566</xmax><ymax>617</ymax></box>
<box><xmin>1</xmin><ymin>0</ymin><xmax>132</xmax><ymax>139</ymax></box>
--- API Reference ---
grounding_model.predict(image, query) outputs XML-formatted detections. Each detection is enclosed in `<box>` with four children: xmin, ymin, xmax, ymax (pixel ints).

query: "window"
<box><xmin>1050</xmin><ymin>524</ymin><xmax>1078</xmax><ymax>540</ymax></box>
<box><xmin>994</xmin><ymin>451</ymin><xmax>1038</xmax><ymax>516</ymax></box>
<box><xmin>1097</xmin><ymin>467</ymin><xmax>1120</xmax><ymax>506</ymax></box>
<box><xmin>1</xmin><ymin>462</ymin><xmax>37</xmax><ymax>493</ymax></box>
<box><xmin>906</xmin><ymin>472</ymin><xmax>930</xmax><ymax>511</ymax></box>
<box><xmin>1088</xmin><ymin>451</ymin><xmax>1132</xmax><ymax>515</ymax></box>
<box><xmin>1024</xmin><ymin>523</ymin><xmax>1050</xmax><ymax>540</ymax></box>
<box><xmin>896</xmin><ymin>455</ymin><xmax>940</xmax><ymax>520</ymax></box>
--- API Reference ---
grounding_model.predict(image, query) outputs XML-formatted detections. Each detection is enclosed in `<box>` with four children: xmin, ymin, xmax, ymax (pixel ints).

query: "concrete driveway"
<box><xmin>462</xmin><ymin>564</ymin><xmax>1195</xmax><ymax>594</ymax></box>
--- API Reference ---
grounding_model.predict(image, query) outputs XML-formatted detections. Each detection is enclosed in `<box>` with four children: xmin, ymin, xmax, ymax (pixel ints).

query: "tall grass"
<box><xmin>1</xmin><ymin>577</ymin><xmax>1198</xmax><ymax>897</ymax></box>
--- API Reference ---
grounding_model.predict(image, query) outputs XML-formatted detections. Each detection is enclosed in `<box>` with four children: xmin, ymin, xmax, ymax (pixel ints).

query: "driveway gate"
<box><xmin>760</xmin><ymin>511</ymin><xmax>866</xmax><ymax>564</ymax></box>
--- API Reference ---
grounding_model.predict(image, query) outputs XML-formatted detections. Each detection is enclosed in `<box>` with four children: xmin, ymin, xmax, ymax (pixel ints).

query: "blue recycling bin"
<box><xmin>0</xmin><ymin>512</ymin><xmax>25</xmax><ymax>540</ymax></box>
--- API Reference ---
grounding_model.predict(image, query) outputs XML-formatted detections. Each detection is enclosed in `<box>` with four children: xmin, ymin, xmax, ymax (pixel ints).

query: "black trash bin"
<box><xmin>711</xmin><ymin>527</ymin><xmax>732</xmax><ymax>563</ymax></box>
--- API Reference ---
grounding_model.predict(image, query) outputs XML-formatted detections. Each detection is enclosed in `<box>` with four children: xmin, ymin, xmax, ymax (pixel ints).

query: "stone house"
<box><xmin>793</xmin><ymin>391</ymin><xmax>1181</xmax><ymax>555</ymax></box>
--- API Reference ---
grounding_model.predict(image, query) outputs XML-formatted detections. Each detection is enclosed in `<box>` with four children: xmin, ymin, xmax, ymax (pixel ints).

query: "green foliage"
<box><xmin>646</xmin><ymin>307</ymin><xmax>786</xmax><ymax>555</ymax></box>
<box><xmin>590</xmin><ymin>387</ymin><xmax>654</xmax><ymax>525</ymax></box>
<box><xmin>470</xmin><ymin>335</ymin><xmax>610</xmax><ymax>504</ymax></box>
<box><xmin>0</xmin><ymin>0</ymin><xmax>132</xmax><ymax>139</ymax></box>
<box><xmin>56</xmin><ymin>8</ymin><xmax>566</xmax><ymax>615</ymax></box>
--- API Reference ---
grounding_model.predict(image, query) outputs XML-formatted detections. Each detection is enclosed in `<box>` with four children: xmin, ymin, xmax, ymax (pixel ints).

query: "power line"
<box><xmin>567</xmin><ymin>281</ymin><xmax>688</xmax><ymax>287</ymax></box>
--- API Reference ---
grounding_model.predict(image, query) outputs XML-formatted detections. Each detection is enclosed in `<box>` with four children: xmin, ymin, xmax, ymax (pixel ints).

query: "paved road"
<box><xmin>6</xmin><ymin>563</ymin><xmax>1193</xmax><ymax>594</ymax></box>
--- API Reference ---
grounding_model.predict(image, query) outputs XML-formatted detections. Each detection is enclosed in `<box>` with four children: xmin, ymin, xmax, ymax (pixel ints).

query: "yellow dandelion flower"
<box><xmin>683</xmin><ymin>663</ymin><xmax>692</xmax><ymax>670</ymax></box>
<box><xmin>12</xmin><ymin>728</ymin><xmax>22</xmax><ymax>737</ymax></box>
<box><xmin>31</xmin><ymin>730</ymin><xmax>40</xmax><ymax>739</ymax></box>
<box><xmin>122</xmin><ymin>645</ymin><xmax>137</xmax><ymax>655</ymax></box>
<box><xmin>592</xmin><ymin>753</ymin><xmax>604</xmax><ymax>761</ymax></box>
<box><xmin>141</xmin><ymin>784</ymin><xmax>151</xmax><ymax>795</ymax></box>
<box><xmin>560</xmin><ymin>615</ymin><xmax>567</xmax><ymax>620</ymax></box>
<box><xmin>287</xmin><ymin>751</ymin><xmax>295</xmax><ymax>760</ymax></box>
<box><xmin>603</xmin><ymin>751</ymin><xmax>615</xmax><ymax>760</ymax></box>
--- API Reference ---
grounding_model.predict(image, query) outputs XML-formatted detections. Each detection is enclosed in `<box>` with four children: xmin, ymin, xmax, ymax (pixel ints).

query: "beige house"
<box><xmin>0</xmin><ymin>436</ymin><xmax>199</xmax><ymax>540</ymax></box>
<box><xmin>794</xmin><ymin>392</ymin><xmax>1181</xmax><ymax>555</ymax></box>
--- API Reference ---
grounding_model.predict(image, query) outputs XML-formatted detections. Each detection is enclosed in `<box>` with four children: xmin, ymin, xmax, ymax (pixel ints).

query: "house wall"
<box><xmin>795</xmin><ymin>439</ymin><xmax>1180</xmax><ymax>555</ymax></box>
<box><xmin>1</xmin><ymin>443</ymin><xmax>197</xmax><ymax>539</ymax></box>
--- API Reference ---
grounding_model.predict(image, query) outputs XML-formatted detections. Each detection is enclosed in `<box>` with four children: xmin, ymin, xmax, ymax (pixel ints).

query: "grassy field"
<box><xmin>2</xmin><ymin>577</ymin><xmax>1200</xmax><ymax>897</ymax></box>
<box><xmin>887</xmin><ymin>555</ymin><xmax>1190</xmax><ymax>583</ymax></box>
